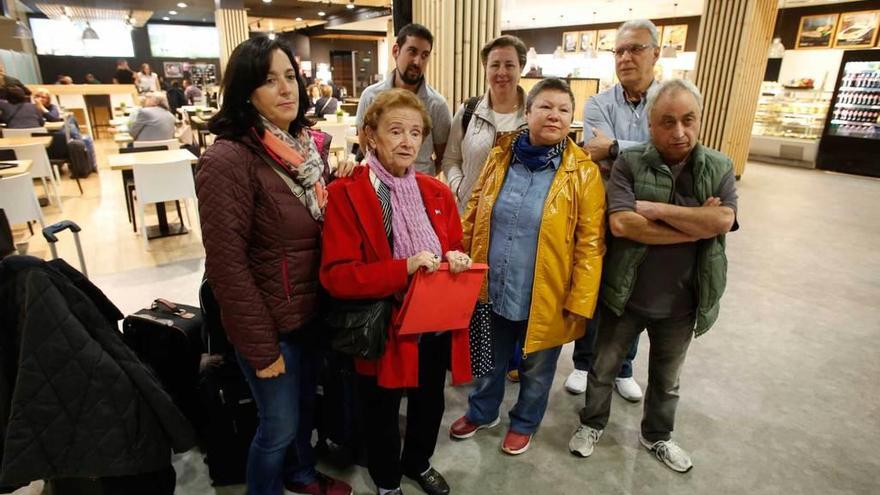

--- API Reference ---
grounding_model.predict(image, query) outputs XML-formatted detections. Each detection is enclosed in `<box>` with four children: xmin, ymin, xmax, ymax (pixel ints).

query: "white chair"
<box><xmin>2</xmin><ymin>127</ymin><xmax>45</xmax><ymax>138</ymax></box>
<box><xmin>132</xmin><ymin>159</ymin><xmax>197</xmax><ymax>250</ymax></box>
<box><xmin>0</xmin><ymin>172</ymin><xmax>45</xmax><ymax>231</ymax></box>
<box><xmin>132</xmin><ymin>138</ymin><xmax>181</xmax><ymax>150</ymax></box>
<box><xmin>317</xmin><ymin>123</ymin><xmax>351</xmax><ymax>165</ymax></box>
<box><xmin>10</xmin><ymin>143</ymin><xmax>63</xmax><ymax>209</ymax></box>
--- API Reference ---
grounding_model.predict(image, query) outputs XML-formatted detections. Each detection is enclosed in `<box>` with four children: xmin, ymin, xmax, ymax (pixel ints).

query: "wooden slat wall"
<box><xmin>695</xmin><ymin>0</ymin><xmax>778</xmax><ymax>177</ymax></box>
<box><xmin>216</xmin><ymin>8</ymin><xmax>249</xmax><ymax>77</ymax></box>
<box><xmin>414</xmin><ymin>0</ymin><xmax>500</xmax><ymax>111</ymax></box>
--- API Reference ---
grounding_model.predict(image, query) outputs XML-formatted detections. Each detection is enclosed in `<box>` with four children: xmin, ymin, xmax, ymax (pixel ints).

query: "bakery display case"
<box><xmin>750</xmin><ymin>81</ymin><xmax>831</xmax><ymax>167</ymax></box>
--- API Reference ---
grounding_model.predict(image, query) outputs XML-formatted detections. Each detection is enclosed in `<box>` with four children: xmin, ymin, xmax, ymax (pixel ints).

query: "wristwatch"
<box><xmin>608</xmin><ymin>140</ymin><xmax>620</xmax><ymax>160</ymax></box>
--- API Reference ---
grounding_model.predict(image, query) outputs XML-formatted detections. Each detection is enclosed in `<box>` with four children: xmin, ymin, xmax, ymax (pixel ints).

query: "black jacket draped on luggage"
<box><xmin>0</xmin><ymin>256</ymin><xmax>196</xmax><ymax>485</ymax></box>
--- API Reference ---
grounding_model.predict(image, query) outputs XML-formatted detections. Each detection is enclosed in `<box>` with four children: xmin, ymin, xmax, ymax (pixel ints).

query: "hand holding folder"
<box><xmin>396</xmin><ymin>262</ymin><xmax>488</xmax><ymax>335</ymax></box>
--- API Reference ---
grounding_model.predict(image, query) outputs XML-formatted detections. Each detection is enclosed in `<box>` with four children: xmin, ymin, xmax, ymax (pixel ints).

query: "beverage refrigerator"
<box><xmin>816</xmin><ymin>49</ymin><xmax>880</xmax><ymax>177</ymax></box>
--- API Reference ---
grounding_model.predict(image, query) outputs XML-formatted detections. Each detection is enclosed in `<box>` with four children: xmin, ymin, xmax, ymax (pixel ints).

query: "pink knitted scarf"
<box><xmin>366</xmin><ymin>153</ymin><xmax>441</xmax><ymax>260</ymax></box>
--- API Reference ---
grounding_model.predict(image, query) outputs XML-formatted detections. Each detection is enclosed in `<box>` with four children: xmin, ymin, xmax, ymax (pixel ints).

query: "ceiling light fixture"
<box><xmin>268</xmin><ymin>31</ymin><xmax>276</xmax><ymax>40</ymax></box>
<box><xmin>177</xmin><ymin>2</ymin><xmax>187</xmax><ymax>7</ymax></box>
<box><xmin>262</xmin><ymin>0</ymin><xmax>272</xmax><ymax>4</ymax></box>
<box><xmin>318</xmin><ymin>11</ymin><xmax>326</xmax><ymax>16</ymax></box>
<box><xmin>13</xmin><ymin>20</ymin><xmax>32</xmax><ymax>40</ymax></box>
<box><xmin>295</xmin><ymin>17</ymin><xmax>303</xmax><ymax>21</ymax></box>
<box><xmin>82</xmin><ymin>22</ymin><xmax>99</xmax><ymax>40</ymax></box>
<box><xmin>169</xmin><ymin>10</ymin><xmax>178</xmax><ymax>15</ymax></box>
<box><xmin>347</xmin><ymin>0</ymin><xmax>355</xmax><ymax>9</ymax></box>
<box><xmin>162</xmin><ymin>16</ymin><xmax>170</xmax><ymax>21</ymax></box>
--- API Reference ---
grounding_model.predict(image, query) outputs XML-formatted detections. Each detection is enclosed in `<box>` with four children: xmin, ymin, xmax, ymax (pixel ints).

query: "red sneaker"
<box><xmin>501</xmin><ymin>430</ymin><xmax>532</xmax><ymax>455</ymax></box>
<box><xmin>285</xmin><ymin>472</ymin><xmax>352</xmax><ymax>495</ymax></box>
<box><xmin>449</xmin><ymin>415</ymin><xmax>500</xmax><ymax>439</ymax></box>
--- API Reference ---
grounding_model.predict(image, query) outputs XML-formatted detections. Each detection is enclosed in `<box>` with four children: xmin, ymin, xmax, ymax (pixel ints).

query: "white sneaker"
<box><xmin>640</xmin><ymin>436</ymin><xmax>693</xmax><ymax>473</ymax></box>
<box><xmin>614</xmin><ymin>377</ymin><xmax>643</xmax><ymax>402</ymax></box>
<box><xmin>564</xmin><ymin>369</ymin><xmax>589</xmax><ymax>394</ymax></box>
<box><xmin>569</xmin><ymin>424</ymin><xmax>603</xmax><ymax>457</ymax></box>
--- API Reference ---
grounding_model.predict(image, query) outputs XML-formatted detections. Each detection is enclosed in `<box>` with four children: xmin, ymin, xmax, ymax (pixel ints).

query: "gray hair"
<box><xmin>617</xmin><ymin>19</ymin><xmax>660</xmax><ymax>47</ymax></box>
<box><xmin>144</xmin><ymin>92</ymin><xmax>170</xmax><ymax>112</ymax></box>
<box><xmin>645</xmin><ymin>79</ymin><xmax>704</xmax><ymax>119</ymax></box>
<box><xmin>525</xmin><ymin>77</ymin><xmax>575</xmax><ymax>112</ymax></box>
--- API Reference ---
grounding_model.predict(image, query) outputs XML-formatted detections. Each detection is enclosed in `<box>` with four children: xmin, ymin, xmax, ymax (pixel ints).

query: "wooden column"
<box><xmin>215</xmin><ymin>8</ymin><xmax>249</xmax><ymax>77</ymax></box>
<box><xmin>413</xmin><ymin>0</ymin><xmax>500</xmax><ymax>110</ymax></box>
<box><xmin>694</xmin><ymin>0</ymin><xmax>778</xmax><ymax>178</ymax></box>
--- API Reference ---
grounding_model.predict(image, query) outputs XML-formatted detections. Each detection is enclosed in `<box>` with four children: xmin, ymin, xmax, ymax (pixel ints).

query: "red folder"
<box><xmin>396</xmin><ymin>263</ymin><xmax>488</xmax><ymax>335</ymax></box>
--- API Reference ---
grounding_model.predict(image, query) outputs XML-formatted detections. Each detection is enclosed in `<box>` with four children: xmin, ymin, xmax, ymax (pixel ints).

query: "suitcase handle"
<box><xmin>41</xmin><ymin>220</ymin><xmax>87</xmax><ymax>278</ymax></box>
<box><xmin>42</xmin><ymin>220</ymin><xmax>82</xmax><ymax>243</ymax></box>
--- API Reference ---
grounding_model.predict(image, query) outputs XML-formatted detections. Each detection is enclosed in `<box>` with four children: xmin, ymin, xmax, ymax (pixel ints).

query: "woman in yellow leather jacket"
<box><xmin>449</xmin><ymin>77</ymin><xmax>606</xmax><ymax>456</ymax></box>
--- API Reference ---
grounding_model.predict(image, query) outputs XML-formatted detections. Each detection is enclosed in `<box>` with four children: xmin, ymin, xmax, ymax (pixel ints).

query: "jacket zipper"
<box><xmin>280</xmin><ymin>254</ymin><xmax>292</xmax><ymax>303</ymax></box>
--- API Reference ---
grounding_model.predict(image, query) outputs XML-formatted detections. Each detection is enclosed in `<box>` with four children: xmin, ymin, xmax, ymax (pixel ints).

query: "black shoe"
<box><xmin>405</xmin><ymin>467</ymin><xmax>450</xmax><ymax>495</ymax></box>
<box><xmin>376</xmin><ymin>489</ymin><xmax>403</xmax><ymax>495</ymax></box>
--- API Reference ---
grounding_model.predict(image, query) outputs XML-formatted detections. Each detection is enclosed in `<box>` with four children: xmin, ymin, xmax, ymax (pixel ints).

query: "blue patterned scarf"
<box><xmin>511</xmin><ymin>130</ymin><xmax>566</xmax><ymax>171</ymax></box>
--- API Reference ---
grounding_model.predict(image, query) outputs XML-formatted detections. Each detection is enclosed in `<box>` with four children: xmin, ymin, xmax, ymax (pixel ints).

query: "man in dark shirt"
<box><xmin>113</xmin><ymin>60</ymin><xmax>135</xmax><ymax>84</ymax></box>
<box><xmin>569</xmin><ymin>79</ymin><xmax>738</xmax><ymax>474</ymax></box>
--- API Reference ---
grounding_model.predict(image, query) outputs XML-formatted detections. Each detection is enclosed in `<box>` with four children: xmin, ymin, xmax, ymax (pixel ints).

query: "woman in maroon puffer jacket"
<box><xmin>195</xmin><ymin>37</ymin><xmax>351</xmax><ymax>495</ymax></box>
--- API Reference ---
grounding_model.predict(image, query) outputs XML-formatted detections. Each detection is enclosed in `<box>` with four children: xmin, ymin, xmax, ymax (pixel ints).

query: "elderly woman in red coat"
<box><xmin>320</xmin><ymin>88</ymin><xmax>473</xmax><ymax>495</ymax></box>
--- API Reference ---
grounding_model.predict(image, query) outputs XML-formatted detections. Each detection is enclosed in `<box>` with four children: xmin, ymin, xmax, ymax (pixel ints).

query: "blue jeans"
<box><xmin>572</xmin><ymin>316</ymin><xmax>639</xmax><ymax>378</ymax></box>
<box><xmin>466</xmin><ymin>312</ymin><xmax>563</xmax><ymax>434</ymax></box>
<box><xmin>237</xmin><ymin>337</ymin><xmax>317</xmax><ymax>495</ymax></box>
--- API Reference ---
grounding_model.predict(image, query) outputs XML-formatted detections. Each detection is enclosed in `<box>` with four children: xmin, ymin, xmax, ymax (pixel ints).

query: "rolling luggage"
<box><xmin>198</xmin><ymin>279</ymin><xmax>257</xmax><ymax>486</ymax></box>
<box><xmin>122</xmin><ymin>299</ymin><xmax>205</xmax><ymax>427</ymax></box>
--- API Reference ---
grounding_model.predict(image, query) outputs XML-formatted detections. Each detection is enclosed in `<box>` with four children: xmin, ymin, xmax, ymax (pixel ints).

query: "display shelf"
<box><xmin>752</xmin><ymin>82</ymin><xmax>829</xmax><ymax>141</ymax></box>
<box><xmin>838</xmin><ymin>86</ymin><xmax>880</xmax><ymax>92</ymax></box>
<box><xmin>835</xmin><ymin>103</ymin><xmax>880</xmax><ymax>110</ymax></box>
<box><xmin>830</xmin><ymin>120</ymin><xmax>879</xmax><ymax>126</ymax></box>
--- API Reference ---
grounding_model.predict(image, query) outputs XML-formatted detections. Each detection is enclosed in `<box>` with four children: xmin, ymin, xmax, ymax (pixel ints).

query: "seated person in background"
<box><xmin>33</xmin><ymin>88</ymin><xmax>62</xmax><ymax>122</ymax></box>
<box><xmin>129</xmin><ymin>93</ymin><xmax>177</xmax><ymax>142</ymax></box>
<box><xmin>313</xmin><ymin>84</ymin><xmax>338</xmax><ymax>118</ymax></box>
<box><xmin>166</xmin><ymin>81</ymin><xmax>187</xmax><ymax>115</ymax></box>
<box><xmin>56</xmin><ymin>74</ymin><xmax>73</xmax><ymax>85</ymax></box>
<box><xmin>0</xmin><ymin>86</ymin><xmax>45</xmax><ymax>128</ymax></box>
<box><xmin>183</xmin><ymin>79</ymin><xmax>203</xmax><ymax>105</ymax></box>
<box><xmin>84</xmin><ymin>73</ymin><xmax>101</xmax><ymax>84</ymax></box>
<box><xmin>33</xmin><ymin>87</ymin><xmax>97</xmax><ymax>169</ymax></box>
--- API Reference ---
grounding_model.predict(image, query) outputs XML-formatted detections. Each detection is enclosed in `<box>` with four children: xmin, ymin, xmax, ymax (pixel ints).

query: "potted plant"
<box><xmin>336</xmin><ymin>107</ymin><xmax>344</xmax><ymax>123</ymax></box>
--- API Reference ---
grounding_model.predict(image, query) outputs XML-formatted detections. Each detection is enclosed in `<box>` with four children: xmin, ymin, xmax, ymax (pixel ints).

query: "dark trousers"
<box><xmin>359</xmin><ymin>332</ymin><xmax>451</xmax><ymax>491</ymax></box>
<box><xmin>572</xmin><ymin>316</ymin><xmax>639</xmax><ymax>378</ymax></box>
<box><xmin>579</xmin><ymin>304</ymin><xmax>694</xmax><ymax>442</ymax></box>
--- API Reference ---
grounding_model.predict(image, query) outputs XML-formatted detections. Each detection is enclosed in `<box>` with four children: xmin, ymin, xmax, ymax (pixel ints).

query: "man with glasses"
<box><xmin>564</xmin><ymin>19</ymin><xmax>661</xmax><ymax>401</ymax></box>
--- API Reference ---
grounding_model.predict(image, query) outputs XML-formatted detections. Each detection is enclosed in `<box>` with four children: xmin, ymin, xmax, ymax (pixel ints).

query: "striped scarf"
<box><xmin>366</xmin><ymin>152</ymin><xmax>441</xmax><ymax>260</ymax></box>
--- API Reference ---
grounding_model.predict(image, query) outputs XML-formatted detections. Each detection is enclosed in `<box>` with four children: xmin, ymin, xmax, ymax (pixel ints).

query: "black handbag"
<box><xmin>323</xmin><ymin>298</ymin><xmax>392</xmax><ymax>360</ymax></box>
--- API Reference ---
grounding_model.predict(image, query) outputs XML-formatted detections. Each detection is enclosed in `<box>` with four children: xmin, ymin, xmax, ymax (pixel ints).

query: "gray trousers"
<box><xmin>579</xmin><ymin>304</ymin><xmax>695</xmax><ymax>442</ymax></box>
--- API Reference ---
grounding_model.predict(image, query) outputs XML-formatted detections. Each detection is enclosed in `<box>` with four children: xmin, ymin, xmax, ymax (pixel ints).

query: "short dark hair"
<box><xmin>480</xmin><ymin>35</ymin><xmax>528</xmax><ymax>68</ymax></box>
<box><xmin>525</xmin><ymin>77</ymin><xmax>575</xmax><ymax>112</ymax></box>
<box><xmin>209</xmin><ymin>36</ymin><xmax>312</xmax><ymax>139</ymax></box>
<box><xmin>395</xmin><ymin>23</ymin><xmax>434</xmax><ymax>50</ymax></box>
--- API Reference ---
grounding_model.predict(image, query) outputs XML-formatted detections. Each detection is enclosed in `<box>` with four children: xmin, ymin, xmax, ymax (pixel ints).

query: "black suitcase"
<box><xmin>122</xmin><ymin>299</ymin><xmax>204</xmax><ymax>427</ymax></box>
<box><xmin>315</xmin><ymin>350</ymin><xmax>364</xmax><ymax>467</ymax></box>
<box><xmin>67</xmin><ymin>139</ymin><xmax>93</xmax><ymax>179</ymax></box>
<box><xmin>198</xmin><ymin>279</ymin><xmax>258</xmax><ymax>486</ymax></box>
<box><xmin>45</xmin><ymin>465</ymin><xmax>175</xmax><ymax>495</ymax></box>
<box><xmin>199</xmin><ymin>359</ymin><xmax>258</xmax><ymax>486</ymax></box>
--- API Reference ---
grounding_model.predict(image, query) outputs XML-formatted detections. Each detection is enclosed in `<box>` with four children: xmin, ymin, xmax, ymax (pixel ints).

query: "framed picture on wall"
<box><xmin>833</xmin><ymin>10</ymin><xmax>880</xmax><ymax>49</ymax></box>
<box><xmin>660</xmin><ymin>24</ymin><xmax>688</xmax><ymax>51</ymax></box>
<box><xmin>563</xmin><ymin>31</ymin><xmax>578</xmax><ymax>52</ymax></box>
<box><xmin>795</xmin><ymin>13</ymin><xmax>839</xmax><ymax>49</ymax></box>
<box><xmin>597</xmin><ymin>29</ymin><xmax>617</xmax><ymax>51</ymax></box>
<box><xmin>163</xmin><ymin>62</ymin><xmax>182</xmax><ymax>78</ymax></box>
<box><xmin>578</xmin><ymin>30</ymin><xmax>597</xmax><ymax>52</ymax></box>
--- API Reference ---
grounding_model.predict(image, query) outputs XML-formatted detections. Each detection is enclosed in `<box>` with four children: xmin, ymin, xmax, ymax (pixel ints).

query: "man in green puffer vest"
<box><xmin>568</xmin><ymin>79</ymin><xmax>739</xmax><ymax>473</ymax></box>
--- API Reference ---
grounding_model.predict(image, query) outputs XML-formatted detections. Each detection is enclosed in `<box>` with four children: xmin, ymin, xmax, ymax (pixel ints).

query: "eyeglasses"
<box><xmin>611</xmin><ymin>43</ymin><xmax>655</xmax><ymax>57</ymax></box>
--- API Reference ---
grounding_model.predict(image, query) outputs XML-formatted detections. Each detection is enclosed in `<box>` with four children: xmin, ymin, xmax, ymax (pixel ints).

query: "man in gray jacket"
<box><xmin>130</xmin><ymin>94</ymin><xmax>177</xmax><ymax>142</ymax></box>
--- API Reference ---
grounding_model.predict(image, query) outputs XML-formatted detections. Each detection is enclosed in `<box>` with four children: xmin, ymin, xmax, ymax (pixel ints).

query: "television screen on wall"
<box><xmin>29</xmin><ymin>18</ymin><xmax>135</xmax><ymax>57</ymax></box>
<box><xmin>147</xmin><ymin>24</ymin><xmax>219</xmax><ymax>58</ymax></box>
